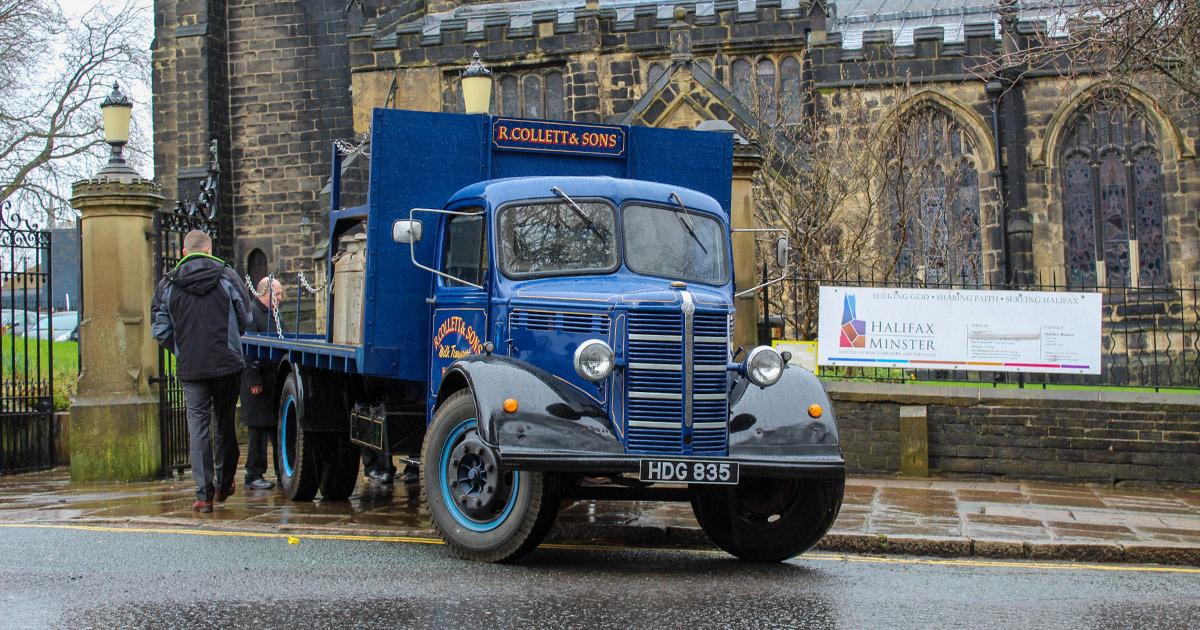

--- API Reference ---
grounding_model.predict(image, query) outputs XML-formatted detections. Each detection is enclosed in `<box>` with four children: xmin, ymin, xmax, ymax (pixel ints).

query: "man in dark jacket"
<box><xmin>151</xmin><ymin>230</ymin><xmax>252</xmax><ymax>513</ymax></box>
<box><xmin>241</xmin><ymin>276</ymin><xmax>282</xmax><ymax>490</ymax></box>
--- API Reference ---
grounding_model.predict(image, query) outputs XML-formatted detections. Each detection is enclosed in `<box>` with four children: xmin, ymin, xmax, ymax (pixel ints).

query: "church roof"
<box><xmin>832</xmin><ymin>0</ymin><xmax>1078</xmax><ymax>49</ymax></box>
<box><xmin>377</xmin><ymin>0</ymin><xmax>1080</xmax><ymax>51</ymax></box>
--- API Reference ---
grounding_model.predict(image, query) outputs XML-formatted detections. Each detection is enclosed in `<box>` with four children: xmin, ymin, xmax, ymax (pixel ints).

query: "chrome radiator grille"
<box><xmin>625</xmin><ymin>307</ymin><xmax>729</xmax><ymax>455</ymax></box>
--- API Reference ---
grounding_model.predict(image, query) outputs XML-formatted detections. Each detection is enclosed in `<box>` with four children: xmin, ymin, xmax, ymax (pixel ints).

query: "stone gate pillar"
<box><xmin>696</xmin><ymin>120</ymin><xmax>763</xmax><ymax>351</ymax></box>
<box><xmin>69</xmin><ymin>172</ymin><xmax>164</xmax><ymax>481</ymax></box>
<box><xmin>731</xmin><ymin>138</ymin><xmax>764</xmax><ymax>351</ymax></box>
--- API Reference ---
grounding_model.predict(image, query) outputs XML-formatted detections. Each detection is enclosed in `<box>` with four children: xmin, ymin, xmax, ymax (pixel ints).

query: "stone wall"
<box><xmin>828</xmin><ymin>381</ymin><xmax>1200</xmax><ymax>486</ymax></box>
<box><xmin>155</xmin><ymin>0</ymin><xmax>358</xmax><ymax>276</ymax></box>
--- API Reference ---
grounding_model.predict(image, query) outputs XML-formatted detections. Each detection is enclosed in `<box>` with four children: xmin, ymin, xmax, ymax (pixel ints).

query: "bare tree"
<box><xmin>741</xmin><ymin>66</ymin><xmax>986</xmax><ymax>337</ymax></box>
<box><xmin>979</xmin><ymin>0</ymin><xmax>1200</xmax><ymax>109</ymax></box>
<box><xmin>0</xmin><ymin>0</ymin><xmax>150</xmax><ymax>225</ymax></box>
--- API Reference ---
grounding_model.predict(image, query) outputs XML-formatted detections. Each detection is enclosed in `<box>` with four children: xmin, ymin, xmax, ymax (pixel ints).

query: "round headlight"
<box><xmin>574</xmin><ymin>339</ymin><xmax>615</xmax><ymax>382</ymax></box>
<box><xmin>745</xmin><ymin>346</ymin><xmax>784</xmax><ymax>387</ymax></box>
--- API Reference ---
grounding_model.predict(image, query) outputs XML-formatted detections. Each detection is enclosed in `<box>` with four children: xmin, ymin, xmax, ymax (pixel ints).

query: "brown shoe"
<box><xmin>192</xmin><ymin>500</ymin><xmax>213</xmax><ymax>513</ymax></box>
<box><xmin>215</xmin><ymin>482</ymin><xmax>235</xmax><ymax>503</ymax></box>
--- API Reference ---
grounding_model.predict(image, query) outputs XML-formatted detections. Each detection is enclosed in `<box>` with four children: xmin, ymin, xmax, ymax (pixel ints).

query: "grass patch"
<box><xmin>2</xmin><ymin>335</ymin><xmax>78</xmax><ymax>411</ymax></box>
<box><xmin>819</xmin><ymin>375</ymin><xmax>1200</xmax><ymax>395</ymax></box>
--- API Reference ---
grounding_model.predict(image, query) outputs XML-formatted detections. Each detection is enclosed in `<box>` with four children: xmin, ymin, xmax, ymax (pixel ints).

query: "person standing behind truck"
<box><xmin>241</xmin><ymin>276</ymin><xmax>283</xmax><ymax>490</ymax></box>
<box><xmin>151</xmin><ymin>230</ymin><xmax>252</xmax><ymax>512</ymax></box>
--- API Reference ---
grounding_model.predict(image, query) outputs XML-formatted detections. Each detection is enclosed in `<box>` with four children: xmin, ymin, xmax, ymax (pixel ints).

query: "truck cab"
<box><xmin>244</xmin><ymin>110</ymin><xmax>844</xmax><ymax>563</ymax></box>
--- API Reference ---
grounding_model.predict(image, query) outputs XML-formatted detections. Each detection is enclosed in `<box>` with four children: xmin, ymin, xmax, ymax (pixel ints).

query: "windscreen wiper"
<box><xmin>669</xmin><ymin>192</ymin><xmax>708</xmax><ymax>254</ymax></box>
<box><xmin>551</xmin><ymin>186</ymin><xmax>609</xmax><ymax>244</ymax></box>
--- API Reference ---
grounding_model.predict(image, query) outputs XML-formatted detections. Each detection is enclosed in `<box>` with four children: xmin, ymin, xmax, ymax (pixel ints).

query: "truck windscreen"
<box><xmin>623</xmin><ymin>203</ymin><xmax>728</xmax><ymax>285</ymax></box>
<box><xmin>499</xmin><ymin>201</ymin><xmax>618</xmax><ymax>277</ymax></box>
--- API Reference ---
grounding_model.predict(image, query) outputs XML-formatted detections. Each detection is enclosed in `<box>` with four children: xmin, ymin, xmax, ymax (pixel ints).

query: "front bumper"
<box><xmin>499</xmin><ymin>450</ymin><xmax>846</xmax><ymax>479</ymax></box>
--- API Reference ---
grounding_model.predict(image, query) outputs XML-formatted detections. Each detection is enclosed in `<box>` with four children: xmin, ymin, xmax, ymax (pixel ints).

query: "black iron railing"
<box><xmin>1</xmin><ymin>201</ymin><xmax>56</xmax><ymax>474</ymax></box>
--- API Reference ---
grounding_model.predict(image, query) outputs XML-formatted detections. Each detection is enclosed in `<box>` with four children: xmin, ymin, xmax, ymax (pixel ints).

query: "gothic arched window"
<box><xmin>545</xmin><ymin>71</ymin><xmax>565</xmax><ymax>120</ymax></box>
<box><xmin>731</xmin><ymin>58</ymin><xmax>752</xmax><ymax>105</ymax></box>
<box><xmin>886</xmin><ymin>106</ymin><xmax>983</xmax><ymax>285</ymax></box>
<box><xmin>1059</xmin><ymin>92</ymin><xmax>1167</xmax><ymax>287</ymax></box>
<box><xmin>756</xmin><ymin>58</ymin><xmax>776</xmax><ymax>120</ymax></box>
<box><xmin>499</xmin><ymin>76</ymin><xmax>519</xmax><ymax>116</ymax></box>
<box><xmin>779</xmin><ymin>56</ymin><xmax>802</xmax><ymax>124</ymax></box>
<box><xmin>522</xmin><ymin>74</ymin><xmax>543</xmax><ymax>118</ymax></box>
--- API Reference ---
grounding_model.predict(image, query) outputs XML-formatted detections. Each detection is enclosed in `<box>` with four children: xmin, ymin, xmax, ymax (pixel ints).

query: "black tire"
<box><xmin>421</xmin><ymin>390</ymin><xmax>560</xmax><ymax>562</ymax></box>
<box><xmin>318</xmin><ymin>433</ymin><xmax>361</xmax><ymax>501</ymax></box>
<box><xmin>691</xmin><ymin>476</ymin><xmax>845</xmax><ymax>562</ymax></box>
<box><xmin>277</xmin><ymin>372</ymin><xmax>321</xmax><ymax>501</ymax></box>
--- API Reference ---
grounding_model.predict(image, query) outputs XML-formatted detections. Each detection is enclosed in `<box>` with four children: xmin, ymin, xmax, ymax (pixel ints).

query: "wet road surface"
<box><xmin>2</xmin><ymin>523</ymin><xmax>1198</xmax><ymax>629</ymax></box>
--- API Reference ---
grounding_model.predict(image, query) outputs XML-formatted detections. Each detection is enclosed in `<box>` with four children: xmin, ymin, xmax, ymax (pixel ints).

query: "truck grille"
<box><xmin>625</xmin><ymin>308</ymin><xmax>729</xmax><ymax>455</ymax></box>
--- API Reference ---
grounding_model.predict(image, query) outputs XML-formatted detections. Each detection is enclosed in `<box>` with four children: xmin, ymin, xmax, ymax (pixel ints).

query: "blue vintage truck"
<box><xmin>243</xmin><ymin>109</ymin><xmax>844</xmax><ymax>562</ymax></box>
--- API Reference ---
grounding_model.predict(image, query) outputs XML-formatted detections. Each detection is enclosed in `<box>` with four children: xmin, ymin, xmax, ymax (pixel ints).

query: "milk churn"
<box><xmin>332</xmin><ymin>233</ymin><xmax>367</xmax><ymax>344</ymax></box>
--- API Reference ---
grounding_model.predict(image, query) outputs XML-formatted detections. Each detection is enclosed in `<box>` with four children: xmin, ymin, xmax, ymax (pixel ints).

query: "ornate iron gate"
<box><xmin>153</xmin><ymin>142</ymin><xmax>220</xmax><ymax>475</ymax></box>
<box><xmin>1</xmin><ymin>202</ymin><xmax>55</xmax><ymax>474</ymax></box>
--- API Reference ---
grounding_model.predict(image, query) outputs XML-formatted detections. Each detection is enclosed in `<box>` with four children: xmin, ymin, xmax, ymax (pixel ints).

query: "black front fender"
<box><xmin>439</xmin><ymin>355</ymin><xmax>623</xmax><ymax>456</ymax></box>
<box><xmin>728</xmin><ymin>367</ymin><xmax>842</xmax><ymax>465</ymax></box>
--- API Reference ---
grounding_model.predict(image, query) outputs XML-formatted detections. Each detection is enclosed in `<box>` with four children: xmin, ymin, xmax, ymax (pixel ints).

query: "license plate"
<box><xmin>639</xmin><ymin>459</ymin><xmax>739</xmax><ymax>485</ymax></box>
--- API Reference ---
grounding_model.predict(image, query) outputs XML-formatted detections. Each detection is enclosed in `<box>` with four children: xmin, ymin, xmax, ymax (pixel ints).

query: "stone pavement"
<box><xmin>1</xmin><ymin>468</ymin><xmax>1198</xmax><ymax>565</ymax></box>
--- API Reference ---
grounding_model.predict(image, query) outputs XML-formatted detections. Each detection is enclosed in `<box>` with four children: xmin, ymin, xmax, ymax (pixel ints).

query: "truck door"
<box><xmin>429</xmin><ymin>208</ymin><xmax>489</xmax><ymax>401</ymax></box>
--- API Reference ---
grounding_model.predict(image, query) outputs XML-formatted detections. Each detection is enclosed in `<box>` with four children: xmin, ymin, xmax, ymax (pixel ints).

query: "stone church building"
<box><xmin>152</xmin><ymin>0</ymin><xmax>1199</xmax><ymax>292</ymax></box>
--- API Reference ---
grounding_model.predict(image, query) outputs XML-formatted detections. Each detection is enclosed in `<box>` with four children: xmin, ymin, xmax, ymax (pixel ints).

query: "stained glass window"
<box><xmin>1134</xmin><ymin>148</ymin><xmax>1166</xmax><ymax>285</ymax></box>
<box><xmin>1062</xmin><ymin>151</ymin><xmax>1098</xmax><ymax>286</ymax></box>
<box><xmin>1058</xmin><ymin>92</ymin><xmax>1168</xmax><ymax>287</ymax></box>
<box><xmin>885</xmin><ymin>106</ymin><xmax>984</xmax><ymax>286</ymax></box>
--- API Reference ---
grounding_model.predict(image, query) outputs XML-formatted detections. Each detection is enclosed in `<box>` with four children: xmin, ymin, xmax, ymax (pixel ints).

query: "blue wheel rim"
<box><xmin>439</xmin><ymin>418</ymin><xmax>519</xmax><ymax>532</ymax></box>
<box><xmin>281</xmin><ymin>394</ymin><xmax>295</xmax><ymax>478</ymax></box>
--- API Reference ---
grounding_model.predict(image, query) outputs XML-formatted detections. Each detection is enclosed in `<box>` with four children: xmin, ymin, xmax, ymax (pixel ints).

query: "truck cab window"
<box><xmin>441</xmin><ymin>211</ymin><xmax>486</xmax><ymax>287</ymax></box>
<box><xmin>498</xmin><ymin>201</ymin><xmax>617</xmax><ymax>277</ymax></box>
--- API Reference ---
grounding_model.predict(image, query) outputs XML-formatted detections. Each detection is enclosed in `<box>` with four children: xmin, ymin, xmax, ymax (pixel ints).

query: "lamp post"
<box><xmin>461</xmin><ymin>51</ymin><xmax>494</xmax><ymax>115</ymax></box>
<box><xmin>99</xmin><ymin>82</ymin><xmax>136</xmax><ymax>177</ymax></box>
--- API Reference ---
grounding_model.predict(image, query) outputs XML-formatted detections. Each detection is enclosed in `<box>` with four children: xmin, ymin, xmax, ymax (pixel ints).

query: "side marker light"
<box><xmin>807</xmin><ymin>404</ymin><xmax>823</xmax><ymax>418</ymax></box>
<box><xmin>503</xmin><ymin>398</ymin><xmax>519</xmax><ymax>413</ymax></box>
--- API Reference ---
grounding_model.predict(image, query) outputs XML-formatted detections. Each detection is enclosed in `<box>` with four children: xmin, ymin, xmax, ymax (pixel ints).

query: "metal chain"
<box><xmin>245</xmin><ymin>273</ymin><xmax>285</xmax><ymax>339</ymax></box>
<box><xmin>297</xmin><ymin>270</ymin><xmax>331</xmax><ymax>297</ymax></box>
<box><xmin>333</xmin><ymin>132</ymin><xmax>370</xmax><ymax>158</ymax></box>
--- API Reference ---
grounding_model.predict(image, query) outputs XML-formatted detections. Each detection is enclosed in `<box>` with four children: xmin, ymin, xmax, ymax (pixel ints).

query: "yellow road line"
<box><xmin>0</xmin><ymin>522</ymin><xmax>442</xmax><ymax>545</ymax></box>
<box><xmin>2</xmin><ymin>522</ymin><xmax>1198</xmax><ymax>575</ymax></box>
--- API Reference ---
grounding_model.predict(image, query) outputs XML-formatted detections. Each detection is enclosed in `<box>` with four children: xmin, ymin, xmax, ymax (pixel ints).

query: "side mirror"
<box><xmin>392</xmin><ymin>219</ymin><xmax>423</xmax><ymax>244</ymax></box>
<box><xmin>775</xmin><ymin>236</ymin><xmax>789</xmax><ymax>269</ymax></box>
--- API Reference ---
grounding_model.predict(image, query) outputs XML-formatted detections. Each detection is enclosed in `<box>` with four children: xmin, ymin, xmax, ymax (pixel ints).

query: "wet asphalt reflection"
<box><xmin>1</xmin><ymin>525</ymin><xmax>1198</xmax><ymax>629</ymax></box>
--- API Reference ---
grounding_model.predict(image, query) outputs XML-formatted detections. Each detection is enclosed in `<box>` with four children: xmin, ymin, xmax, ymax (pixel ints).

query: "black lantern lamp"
<box><xmin>461</xmin><ymin>51</ymin><xmax>493</xmax><ymax>115</ymax></box>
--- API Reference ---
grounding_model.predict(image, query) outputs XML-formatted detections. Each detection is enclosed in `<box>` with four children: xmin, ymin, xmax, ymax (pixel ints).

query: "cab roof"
<box><xmin>445</xmin><ymin>176</ymin><xmax>726</xmax><ymax>220</ymax></box>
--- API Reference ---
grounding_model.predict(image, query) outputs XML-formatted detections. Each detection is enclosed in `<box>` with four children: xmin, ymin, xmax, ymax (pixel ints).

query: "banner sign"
<box><xmin>817</xmin><ymin>286</ymin><xmax>1102</xmax><ymax>374</ymax></box>
<box><xmin>492</xmin><ymin>117</ymin><xmax>626</xmax><ymax>158</ymax></box>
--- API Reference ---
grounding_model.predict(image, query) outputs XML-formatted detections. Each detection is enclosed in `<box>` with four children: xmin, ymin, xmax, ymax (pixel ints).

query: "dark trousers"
<box><xmin>182</xmin><ymin>373</ymin><xmax>241</xmax><ymax>502</ymax></box>
<box><xmin>244</xmin><ymin>426</ymin><xmax>278</xmax><ymax>483</ymax></box>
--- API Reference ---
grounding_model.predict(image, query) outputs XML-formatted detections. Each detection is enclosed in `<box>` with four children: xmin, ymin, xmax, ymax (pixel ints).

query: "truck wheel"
<box><xmin>690</xmin><ymin>476</ymin><xmax>845</xmax><ymax>562</ymax></box>
<box><xmin>421</xmin><ymin>390</ymin><xmax>560</xmax><ymax>562</ymax></box>
<box><xmin>318</xmin><ymin>433</ymin><xmax>361</xmax><ymax>501</ymax></box>
<box><xmin>277</xmin><ymin>373</ymin><xmax>320</xmax><ymax>501</ymax></box>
